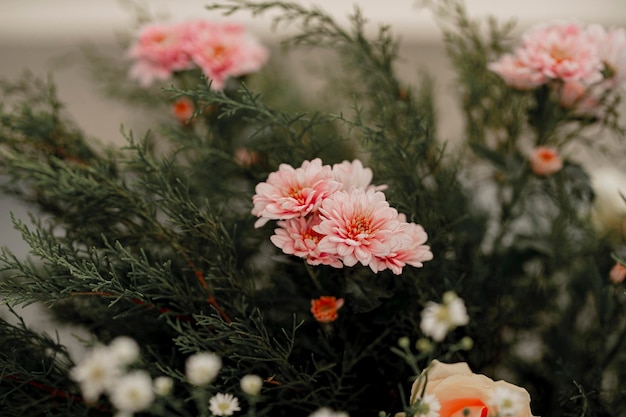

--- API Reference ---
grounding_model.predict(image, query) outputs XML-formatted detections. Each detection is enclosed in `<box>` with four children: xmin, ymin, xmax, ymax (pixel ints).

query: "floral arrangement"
<box><xmin>0</xmin><ymin>1</ymin><xmax>625</xmax><ymax>417</ymax></box>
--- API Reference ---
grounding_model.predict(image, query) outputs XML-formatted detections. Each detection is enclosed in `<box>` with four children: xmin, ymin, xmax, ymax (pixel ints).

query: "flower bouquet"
<box><xmin>1</xmin><ymin>1</ymin><xmax>625</xmax><ymax>417</ymax></box>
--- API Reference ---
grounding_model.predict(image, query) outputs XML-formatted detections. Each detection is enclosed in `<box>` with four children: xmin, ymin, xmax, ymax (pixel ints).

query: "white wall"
<box><xmin>1</xmin><ymin>0</ymin><xmax>625</xmax><ymax>45</ymax></box>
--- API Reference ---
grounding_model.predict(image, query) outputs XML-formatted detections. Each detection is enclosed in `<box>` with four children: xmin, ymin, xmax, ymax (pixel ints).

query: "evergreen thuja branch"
<box><xmin>2</xmin><ymin>115</ymin><xmax>238</xmax><ymax>321</ymax></box>
<box><xmin>119</xmin><ymin>135</ymin><xmax>245</xmax><ymax>322</ymax></box>
<box><xmin>208</xmin><ymin>1</ymin><xmax>449</xmax><ymax>229</ymax></box>
<box><xmin>0</xmin><ymin>313</ymin><xmax>105</xmax><ymax>416</ymax></box>
<box><xmin>0</xmin><ymin>218</ymin><xmax>134</xmax><ymax>307</ymax></box>
<box><xmin>167</xmin><ymin>309</ymin><xmax>325</xmax><ymax>411</ymax></box>
<box><xmin>329</xmin><ymin>106</ymin><xmax>456</xmax><ymax>236</ymax></box>
<box><xmin>423</xmin><ymin>0</ymin><xmax>526</xmax><ymax>150</ymax></box>
<box><xmin>1</xmin><ymin>216</ymin><xmax>192</xmax><ymax>326</ymax></box>
<box><xmin>170</xmin><ymin>83</ymin><xmax>336</xmax><ymax>166</ymax></box>
<box><xmin>204</xmin><ymin>0</ymin><xmax>452</xmax><ymax>231</ymax></box>
<box><xmin>207</xmin><ymin>0</ymin><xmax>405</xmax><ymax>113</ymax></box>
<box><xmin>0</xmin><ymin>72</ymin><xmax>100</xmax><ymax>167</ymax></box>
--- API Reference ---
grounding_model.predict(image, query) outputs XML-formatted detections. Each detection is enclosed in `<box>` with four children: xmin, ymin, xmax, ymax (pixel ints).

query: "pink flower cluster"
<box><xmin>252</xmin><ymin>159</ymin><xmax>434</xmax><ymax>275</ymax></box>
<box><xmin>127</xmin><ymin>20</ymin><xmax>269</xmax><ymax>90</ymax></box>
<box><xmin>489</xmin><ymin>21</ymin><xmax>626</xmax><ymax>115</ymax></box>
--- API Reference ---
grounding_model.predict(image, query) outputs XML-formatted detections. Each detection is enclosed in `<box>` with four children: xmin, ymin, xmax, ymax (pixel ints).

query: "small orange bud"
<box><xmin>529</xmin><ymin>146</ymin><xmax>563</xmax><ymax>176</ymax></box>
<box><xmin>171</xmin><ymin>97</ymin><xmax>194</xmax><ymax>124</ymax></box>
<box><xmin>310</xmin><ymin>296</ymin><xmax>344</xmax><ymax>324</ymax></box>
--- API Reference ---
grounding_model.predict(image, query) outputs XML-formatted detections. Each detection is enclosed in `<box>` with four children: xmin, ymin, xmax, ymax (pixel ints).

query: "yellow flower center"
<box><xmin>550</xmin><ymin>47</ymin><xmax>570</xmax><ymax>63</ymax></box>
<box><xmin>436</xmin><ymin>306</ymin><xmax>451</xmax><ymax>322</ymax></box>
<box><xmin>348</xmin><ymin>215</ymin><xmax>370</xmax><ymax>236</ymax></box>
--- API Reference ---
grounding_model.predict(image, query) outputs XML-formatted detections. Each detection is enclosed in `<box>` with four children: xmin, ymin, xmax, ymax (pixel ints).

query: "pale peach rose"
<box><xmin>609</xmin><ymin>262</ymin><xmax>626</xmax><ymax>284</ymax></box>
<box><xmin>410</xmin><ymin>360</ymin><xmax>535</xmax><ymax>417</ymax></box>
<box><xmin>529</xmin><ymin>146</ymin><xmax>563</xmax><ymax>176</ymax></box>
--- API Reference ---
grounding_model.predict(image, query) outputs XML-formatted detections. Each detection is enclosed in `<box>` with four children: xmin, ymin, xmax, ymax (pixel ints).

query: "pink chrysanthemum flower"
<box><xmin>558</xmin><ymin>81</ymin><xmax>602</xmax><ymax>116</ymax></box>
<box><xmin>488</xmin><ymin>53</ymin><xmax>547</xmax><ymax>90</ymax></box>
<box><xmin>332</xmin><ymin>160</ymin><xmax>387</xmax><ymax>191</ymax></box>
<box><xmin>313</xmin><ymin>189</ymin><xmax>405</xmax><ymax>271</ymax></box>
<box><xmin>556</xmin><ymin>25</ymin><xmax>626</xmax><ymax>116</ymax></box>
<box><xmin>588</xmin><ymin>24</ymin><xmax>626</xmax><ymax>88</ymax></box>
<box><xmin>372</xmin><ymin>219</ymin><xmax>434</xmax><ymax>275</ymax></box>
<box><xmin>127</xmin><ymin>22</ymin><xmax>193</xmax><ymax>87</ymax></box>
<box><xmin>184</xmin><ymin>20</ymin><xmax>269</xmax><ymax>90</ymax></box>
<box><xmin>270</xmin><ymin>215</ymin><xmax>343</xmax><ymax>268</ymax></box>
<box><xmin>252</xmin><ymin>158</ymin><xmax>342</xmax><ymax>228</ymax></box>
<box><xmin>529</xmin><ymin>146</ymin><xmax>563</xmax><ymax>176</ymax></box>
<box><xmin>519</xmin><ymin>21</ymin><xmax>602</xmax><ymax>84</ymax></box>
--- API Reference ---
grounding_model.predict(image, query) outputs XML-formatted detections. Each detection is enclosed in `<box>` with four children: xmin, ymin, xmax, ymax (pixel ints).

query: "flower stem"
<box><xmin>304</xmin><ymin>262</ymin><xmax>322</xmax><ymax>291</ymax></box>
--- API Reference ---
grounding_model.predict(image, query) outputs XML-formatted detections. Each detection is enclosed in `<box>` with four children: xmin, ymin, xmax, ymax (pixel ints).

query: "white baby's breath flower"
<box><xmin>414</xmin><ymin>393</ymin><xmax>441</xmax><ymax>417</ymax></box>
<box><xmin>109</xmin><ymin>336</ymin><xmax>140</xmax><ymax>365</ymax></box>
<box><xmin>209</xmin><ymin>392</ymin><xmax>241</xmax><ymax>416</ymax></box>
<box><xmin>153</xmin><ymin>376</ymin><xmax>174</xmax><ymax>396</ymax></box>
<box><xmin>308</xmin><ymin>407</ymin><xmax>349</xmax><ymax>417</ymax></box>
<box><xmin>240</xmin><ymin>374</ymin><xmax>263</xmax><ymax>396</ymax></box>
<box><xmin>186</xmin><ymin>352</ymin><xmax>222</xmax><ymax>386</ymax></box>
<box><xmin>420</xmin><ymin>302</ymin><xmax>449</xmax><ymax>342</ymax></box>
<box><xmin>445</xmin><ymin>293</ymin><xmax>470</xmax><ymax>327</ymax></box>
<box><xmin>490</xmin><ymin>386</ymin><xmax>525</xmax><ymax>417</ymax></box>
<box><xmin>109</xmin><ymin>370</ymin><xmax>155</xmax><ymax>414</ymax></box>
<box><xmin>70</xmin><ymin>346</ymin><xmax>121</xmax><ymax>402</ymax></box>
<box><xmin>420</xmin><ymin>292</ymin><xmax>469</xmax><ymax>342</ymax></box>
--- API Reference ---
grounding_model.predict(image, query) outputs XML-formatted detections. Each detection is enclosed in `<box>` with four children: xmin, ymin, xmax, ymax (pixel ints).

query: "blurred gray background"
<box><xmin>1</xmin><ymin>1</ymin><xmax>625</xmax><ymax>359</ymax></box>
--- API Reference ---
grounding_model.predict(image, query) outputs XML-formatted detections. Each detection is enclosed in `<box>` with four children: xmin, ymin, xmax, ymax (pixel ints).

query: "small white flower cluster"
<box><xmin>70</xmin><ymin>336</ymin><xmax>173</xmax><ymax>417</ymax></box>
<box><xmin>73</xmin><ymin>342</ymin><xmax>263</xmax><ymax>417</ymax></box>
<box><xmin>209</xmin><ymin>392</ymin><xmax>241</xmax><ymax>416</ymax></box>
<box><xmin>412</xmin><ymin>393</ymin><xmax>441</xmax><ymax>417</ymax></box>
<box><xmin>309</xmin><ymin>407</ymin><xmax>350</xmax><ymax>417</ymax></box>
<box><xmin>489</xmin><ymin>387</ymin><xmax>526</xmax><ymax>417</ymax></box>
<box><xmin>185</xmin><ymin>351</ymin><xmax>263</xmax><ymax>416</ymax></box>
<box><xmin>420</xmin><ymin>291</ymin><xmax>470</xmax><ymax>342</ymax></box>
<box><xmin>186</xmin><ymin>352</ymin><xmax>222</xmax><ymax>386</ymax></box>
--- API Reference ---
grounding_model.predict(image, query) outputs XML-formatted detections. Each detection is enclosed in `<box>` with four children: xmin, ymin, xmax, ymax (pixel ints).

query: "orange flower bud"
<box><xmin>529</xmin><ymin>146</ymin><xmax>563</xmax><ymax>176</ymax></box>
<box><xmin>171</xmin><ymin>97</ymin><xmax>194</xmax><ymax>124</ymax></box>
<box><xmin>310</xmin><ymin>296</ymin><xmax>344</xmax><ymax>324</ymax></box>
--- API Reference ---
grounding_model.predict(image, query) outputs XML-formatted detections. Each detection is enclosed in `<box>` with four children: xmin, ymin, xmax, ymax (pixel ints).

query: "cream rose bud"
<box><xmin>411</xmin><ymin>360</ymin><xmax>535</xmax><ymax>417</ymax></box>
